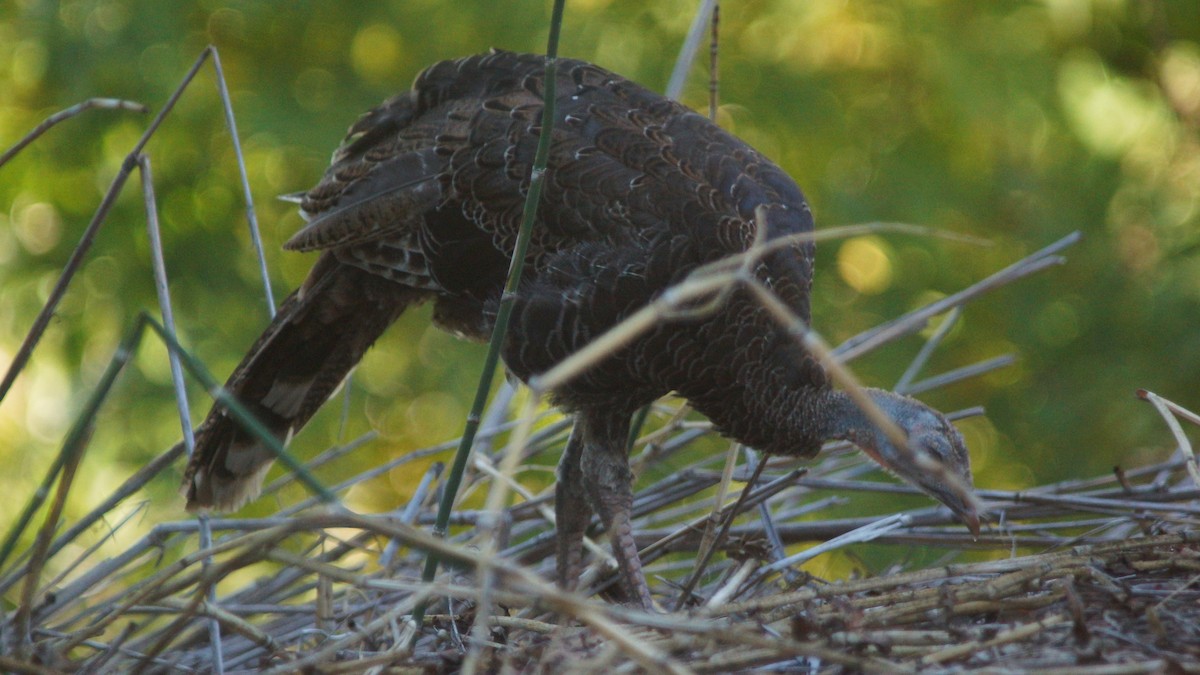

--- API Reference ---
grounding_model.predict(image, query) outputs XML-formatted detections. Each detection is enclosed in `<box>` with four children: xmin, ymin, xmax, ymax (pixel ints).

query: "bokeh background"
<box><xmin>1</xmin><ymin>1</ymin><xmax>1198</xmax><ymax>569</ymax></box>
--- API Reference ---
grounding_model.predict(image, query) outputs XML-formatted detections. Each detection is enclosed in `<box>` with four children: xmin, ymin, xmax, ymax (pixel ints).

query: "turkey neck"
<box><xmin>665</xmin><ymin>286</ymin><xmax>839</xmax><ymax>458</ymax></box>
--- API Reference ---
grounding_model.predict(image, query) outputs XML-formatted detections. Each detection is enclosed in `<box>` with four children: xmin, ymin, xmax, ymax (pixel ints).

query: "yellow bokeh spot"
<box><xmin>571</xmin><ymin>0</ymin><xmax>615</xmax><ymax>12</ymax></box>
<box><xmin>837</xmin><ymin>236</ymin><xmax>893</xmax><ymax>295</ymax></box>
<box><xmin>25</xmin><ymin>361</ymin><xmax>71</xmax><ymax>443</ymax></box>
<box><xmin>11</xmin><ymin>40</ymin><xmax>47</xmax><ymax>90</ymax></box>
<box><xmin>1034</xmin><ymin>300</ymin><xmax>1080</xmax><ymax>348</ymax></box>
<box><xmin>351</xmin><ymin>24</ymin><xmax>404</xmax><ymax>83</ymax></box>
<box><xmin>405</xmin><ymin>391</ymin><xmax>466</xmax><ymax>442</ymax></box>
<box><xmin>14</xmin><ymin>201</ymin><xmax>62</xmax><ymax>255</ymax></box>
<box><xmin>0</xmin><ymin>216</ymin><xmax>15</xmax><ymax>265</ymax></box>
<box><xmin>1161</xmin><ymin>42</ymin><xmax>1200</xmax><ymax>118</ymax></box>
<box><xmin>292</xmin><ymin>68</ymin><xmax>335</xmax><ymax>112</ymax></box>
<box><xmin>1058</xmin><ymin>50</ymin><xmax>1173</xmax><ymax>158</ymax></box>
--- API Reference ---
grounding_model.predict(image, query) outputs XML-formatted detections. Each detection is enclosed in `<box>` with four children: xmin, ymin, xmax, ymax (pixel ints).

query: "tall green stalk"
<box><xmin>413</xmin><ymin>0</ymin><xmax>567</xmax><ymax>627</ymax></box>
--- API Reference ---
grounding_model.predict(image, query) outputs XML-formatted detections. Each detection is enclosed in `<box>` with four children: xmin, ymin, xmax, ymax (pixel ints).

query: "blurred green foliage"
<box><xmin>1</xmin><ymin>1</ymin><xmax>1198</xmax><ymax>574</ymax></box>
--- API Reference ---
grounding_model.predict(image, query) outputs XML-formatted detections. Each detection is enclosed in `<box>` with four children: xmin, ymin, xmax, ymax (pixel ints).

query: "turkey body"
<box><xmin>182</xmin><ymin>50</ymin><xmax>977</xmax><ymax>608</ymax></box>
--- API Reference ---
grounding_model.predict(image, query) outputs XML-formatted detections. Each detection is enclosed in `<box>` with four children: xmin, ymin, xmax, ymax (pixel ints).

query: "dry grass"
<box><xmin>1</xmin><ymin>388</ymin><xmax>1197</xmax><ymax>673</ymax></box>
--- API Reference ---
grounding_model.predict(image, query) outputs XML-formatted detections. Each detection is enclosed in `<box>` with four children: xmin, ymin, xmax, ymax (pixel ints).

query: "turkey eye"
<box><xmin>918</xmin><ymin>437</ymin><xmax>949</xmax><ymax>463</ymax></box>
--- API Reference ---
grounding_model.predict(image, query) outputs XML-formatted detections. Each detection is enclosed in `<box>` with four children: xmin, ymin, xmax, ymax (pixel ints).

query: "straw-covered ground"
<box><xmin>2</xmin><ymin>376</ymin><xmax>1198</xmax><ymax>673</ymax></box>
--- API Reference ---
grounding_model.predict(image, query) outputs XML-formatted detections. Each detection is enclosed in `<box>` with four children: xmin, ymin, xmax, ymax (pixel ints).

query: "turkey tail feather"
<box><xmin>181</xmin><ymin>254</ymin><xmax>422</xmax><ymax>511</ymax></box>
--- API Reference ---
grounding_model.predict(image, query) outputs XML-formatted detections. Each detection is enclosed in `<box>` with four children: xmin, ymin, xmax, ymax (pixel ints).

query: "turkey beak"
<box><xmin>964</xmin><ymin>509</ymin><xmax>981</xmax><ymax>539</ymax></box>
<box><xmin>918</xmin><ymin>476</ymin><xmax>982</xmax><ymax>539</ymax></box>
<box><xmin>955</xmin><ymin>501</ymin><xmax>981</xmax><ymax>539</ymax></box>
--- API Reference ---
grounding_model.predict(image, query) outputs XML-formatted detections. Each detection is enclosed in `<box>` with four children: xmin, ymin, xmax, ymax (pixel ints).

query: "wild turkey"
<box><xmin>181</xmin><ymin>49</ymin><xmax>979</xmax><ymax>608</ymax></box>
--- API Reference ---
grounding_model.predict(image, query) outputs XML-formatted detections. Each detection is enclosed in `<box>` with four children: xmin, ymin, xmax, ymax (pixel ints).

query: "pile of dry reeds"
<box><xmin>2</xmin><ymin>376</ymin><xmax>1197</xmax><ymax>673</ymax></box>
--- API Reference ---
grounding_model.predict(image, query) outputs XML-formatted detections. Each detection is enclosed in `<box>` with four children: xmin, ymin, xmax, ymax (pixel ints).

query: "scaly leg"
<box><xmin>577</xmin><ymin>411</ymin><xmax>653</xmax><ymax>609</ymax></box>
<box><xmin>554</xmin><ymin>423</ymin><xmax>593</xmax><ymax>591</ymax></box>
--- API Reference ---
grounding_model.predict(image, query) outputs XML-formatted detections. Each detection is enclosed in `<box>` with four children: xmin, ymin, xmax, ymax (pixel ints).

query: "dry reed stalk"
<box><xmin>3</xmin><ymin>428</ymin><xmax>1196</xmax><ymax>670</ymax></box>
